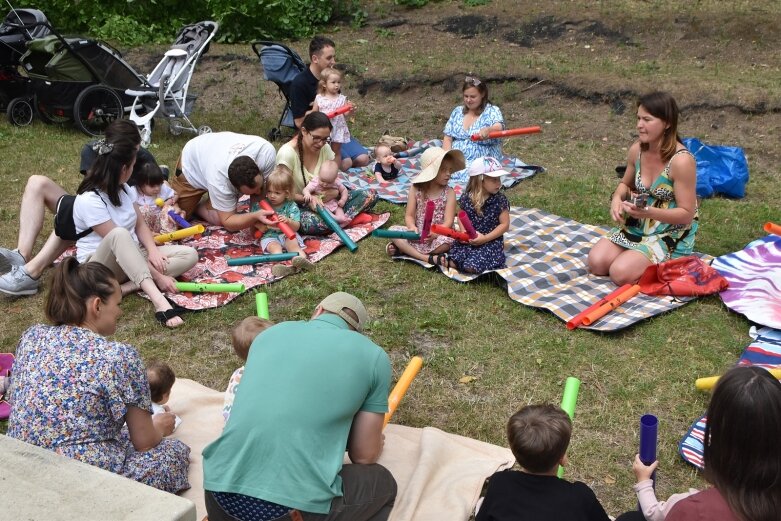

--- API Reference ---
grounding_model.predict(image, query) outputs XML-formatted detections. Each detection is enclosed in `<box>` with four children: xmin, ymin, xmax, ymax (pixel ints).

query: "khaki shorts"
<box><xmin>170</xmin><ymin>154</ymin><xmax>209</xmax><ymax>218</ymax></box>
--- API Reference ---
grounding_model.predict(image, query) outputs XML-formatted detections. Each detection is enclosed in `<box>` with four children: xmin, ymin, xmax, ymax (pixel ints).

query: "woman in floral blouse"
<box><xmin>7</xmin><ymin>257</ymin><xmax>190</xmax><ymax>493</ymax></box>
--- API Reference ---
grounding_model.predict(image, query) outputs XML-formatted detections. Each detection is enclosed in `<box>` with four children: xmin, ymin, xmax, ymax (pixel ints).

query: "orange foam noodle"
<box><xmin>764</xmin><ymin>222</ymin><xmax>781</xmax><ymax>235</ymax></box>
<box><xmin>384</xmin><ymin>356</ymin><xmax>423</xmax><ymax>428</ymax></box>
<box><xmin>566</xmin><ymin>284</ymin><xmax>633</xmax><ymax>330</ymax></box>
<box><xmin>581</xmin><ymin>284</ymin><xmax>642</xmax><ymax>326</ymax></box>
<box><xmin>471</xmin><ymin>126</ymin><xmax>542</xmax><ymax>141</ymax></box>
<box><xmin>430</xmin><ymin>224</ymin><xmax>470</xmax><ymax>243</ymax></box>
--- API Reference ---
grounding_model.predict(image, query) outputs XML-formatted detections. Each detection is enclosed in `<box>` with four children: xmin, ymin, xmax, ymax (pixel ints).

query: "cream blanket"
<box><xmin>168</xmin><ymin>378</ymin><xmax>514</xmax><ymax>521</ymax></box>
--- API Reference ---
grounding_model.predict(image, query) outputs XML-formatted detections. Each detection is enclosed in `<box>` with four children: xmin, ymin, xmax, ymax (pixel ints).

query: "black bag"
<box><xmin>54</xmin><ymin>195</ymin><xmax>92</xmax><ymax>241</ymax></box>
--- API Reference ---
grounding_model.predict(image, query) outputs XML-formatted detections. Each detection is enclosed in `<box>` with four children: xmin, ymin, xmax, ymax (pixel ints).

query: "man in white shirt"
<box><xmin>171</xmin><ymin>132</ymin><xmax>277</xmax><ymax>231</ymax></box>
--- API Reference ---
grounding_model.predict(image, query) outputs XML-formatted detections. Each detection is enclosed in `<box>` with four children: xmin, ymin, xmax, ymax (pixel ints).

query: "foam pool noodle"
<box><xmin>457</xmin><ymin>210</ymin><xmax>478</xmax><ymax>240</ymax></box>
<box><xmin>316</xmin><ymin>206</ymin><xmax>358</xmax><ymax>252</ymax></box>
<box><xmin>557</xmin><ymin>376</ymin><xmax>581</xmax><ymax>478</ymax></box>
<box><xmin>420</xmin><ymin>200</ymin><xmax>435</xmax><ymax>240</ymax></box>
<box><xmin>175</xmin><ymin>282</ymin><xmax>244</xmax><ymax>293</ymax></box>
<box><xmin>256</xmin><ymin>292</ymin><xmax>269</xmax><ymax>319</ymax></box>
<box><xmin>227</xmin><ymin>253</ymin><xmax>298</xmax><ymax>266</ymax></box>
<box><xmin>384</xmin><ymin>356</ymin><xmax>424</xmax><ymax>429</ymax></box>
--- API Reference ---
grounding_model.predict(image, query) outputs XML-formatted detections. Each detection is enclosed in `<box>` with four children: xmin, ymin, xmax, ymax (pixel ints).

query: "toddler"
<box><xmin>312</xmin><ymin>67</ymin><xmax>351</xmax><ymax>161</ymax></box>
<box><xmin>385</xmin><ymin>147</ymin><xmax>464</xmax><ymax>267</ymax></box>
<box><xmin>476</xmin><ymin>404</ymin><xmax>610</xmax><ymax>521</ymax></box>
<box><xmin>146</xmin><ymin>360</ymin><xmax>181</xmax><ymax>431</ymax></box>
<box><xmin>303</xmin><ymin>160</ymin><xmax>349</xmax><ymax>226</ymax></box>
<box><xmin>223</xmin><ymin>316</ymin><xmax>275</xmax><ymax>422</ymax></box>
<box><xmin>261</xmin><ymin>165</ymin><xmax>314</xmax><ymax>278</ymax></box>
<box><xmin>133</xmin><ymin>162</ymin><xmax>183</xmax><ymax>234</ymax></box>
<box><xmin>449</xmin><ymin>156</ymin><xmax>510</xmax><ymax>273</ymax></box>
<box><xmin>629</xmin><ymin>455</ymin><xmax>697</xmax><ymax>521</ymax></box>
<box><xmin>373</xmin><ymin>144</ymin><xmax>403</xmax><ymax>183</ymax></box>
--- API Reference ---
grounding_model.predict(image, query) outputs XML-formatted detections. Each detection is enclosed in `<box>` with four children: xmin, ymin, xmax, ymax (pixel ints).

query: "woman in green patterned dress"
<box><xmin>588</xmin><ymin>92</ymin><xmax>698</xmax><ymax>285</ymax></box>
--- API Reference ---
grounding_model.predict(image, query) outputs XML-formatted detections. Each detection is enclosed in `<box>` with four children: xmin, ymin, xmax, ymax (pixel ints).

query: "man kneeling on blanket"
<box><xmin>203</xmin><ymin>292</ymin><xmax>397</xmax><ymax>521</ymax></box>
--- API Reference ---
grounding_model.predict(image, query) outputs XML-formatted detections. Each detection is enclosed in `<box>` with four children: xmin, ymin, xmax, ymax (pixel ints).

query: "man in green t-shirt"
<box><xmin>203</xmin><ymin>292</ymin><xmax>396</xmax><ymax>521</ymax></box>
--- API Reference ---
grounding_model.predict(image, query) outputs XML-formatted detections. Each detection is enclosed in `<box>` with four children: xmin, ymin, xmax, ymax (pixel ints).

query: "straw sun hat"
<box><xmin>412</xmin><ymin>147</ymin><xmax>465</xmax><ymax>184</ymax></box>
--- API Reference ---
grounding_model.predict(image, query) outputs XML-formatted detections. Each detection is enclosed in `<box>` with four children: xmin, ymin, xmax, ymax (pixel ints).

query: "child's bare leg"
<box><xmin>264</xmin><ymin>241</ymin><xmax>283</xmax><ymax>254</ymax></box>
<box><xmin>284</xmin><ymin>238</ymin><xmax>305</xmax><ymax>257</ymax></box>
<box><xmin>390</xmin><ymin>238</ymin><xmax>430</xmax><ymax>262</ymax></box>
<box><xmin>332</xmin><ymin>206</ymin><xmax>349</xmax><ymax>225</ymax></box>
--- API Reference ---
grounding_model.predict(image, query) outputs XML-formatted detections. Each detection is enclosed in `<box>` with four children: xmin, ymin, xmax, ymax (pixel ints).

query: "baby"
<box><xmin>223</xmin><ymin>316</ymin><xmax>275</xmax><ymax>422</ymax></box>
<box><xmin>133</xmin><ymin>162</ymin><xmax>183</xmax><ymax>234</ymax></box>
<box><xmin>373</xmin><ymin>144</ymin><xmax>403</xmax><ymax>183</ymax></box>
<box><xmin>302</xmin><ymin>160</ymin><xmax>350</xmax><ymax>225</ymax></box>
<box><xmin>146</xmin><ymin>360</ymin><xmax>181</xmax><ymax>431</ymax></box>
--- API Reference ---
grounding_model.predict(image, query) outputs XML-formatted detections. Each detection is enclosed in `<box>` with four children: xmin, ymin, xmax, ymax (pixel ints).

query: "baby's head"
<box><xmin>266</xmin><ymin>165</ymin><xmax>294</xmax><ymax>206</ymax></box>
<box><xmin>374</xmin><ymin>144</ymin><xmax>395</xmax><ymax>165</ymax></box>
<box><xmin>318</xmin><ymin>160</ymin><xmax>339</xmax><ymax>185</ymax></box>
<box><xmin>135</xmin><ymin>162</ymin><xmax>166</xmax><ymax>197</ymax></box>
<box><xmin>318</xmin><ymin>67</ymin><xmax>342</xmax><ymax>95</ymax></box>
<box><xmin>147</xmin><ymin>361</ymin><xmax>175</xmax><ymax>405</ymax></box>
<box><xmin>507</xmin><ymin>404</ymin><xmax>571</xmax><ymax>474</ymax></box>
<box><xmin>231</xmin><ymin>316</ymin><xmax>275</xmax><ymax>362</ymax></box>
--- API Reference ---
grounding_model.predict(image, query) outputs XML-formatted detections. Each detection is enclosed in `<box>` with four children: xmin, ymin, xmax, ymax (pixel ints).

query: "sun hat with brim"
<box><xmin>318</xmin><ymin>291</ymin><xmax>368</xmax><ymax>331</ymax></box>
<box><xmin>468</xmin><ymin>156</ymin><xmax>510</xmax><ymax>177</ymax></box>
<box><xmin>412</xmin><ymin>147</ymin><xmax>466</xmax><ymax>184</ymax></box>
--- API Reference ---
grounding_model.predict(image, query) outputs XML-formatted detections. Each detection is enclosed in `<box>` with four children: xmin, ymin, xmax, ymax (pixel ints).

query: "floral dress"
<box><xmin>443</xmin><ymin>103</ymin><xmax>505</xmax><ymax>182</ymax></box>
<box><xmin>607</xmin><ymin>149</ymin><xmax>699</xmax><ymax>263</ymax></box>
<box><xmin>315</xmin><ymin>93</ymin><xmax>350</xmax><ymax>144</ymax></box>
<box><xmin>7</xmin><ymin>324</ymin><xmax>191</xmax><ymax>493</ymax></box>
<box><xmin>449</xmin><ymin>191</ymin><xmax>509</xmax><ymax>272</ymax></box>
<box><xmin>392</xmin><ymin>187</ymin><xmax>454</xmax><ymax>255</ymax></box>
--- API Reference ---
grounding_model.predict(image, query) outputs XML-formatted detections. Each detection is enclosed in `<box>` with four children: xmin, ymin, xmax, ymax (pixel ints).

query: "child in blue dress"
<box><xmin>449</xmin><ymin>156</ymin><xmax>510</xmax><ymax>273</ymax></box>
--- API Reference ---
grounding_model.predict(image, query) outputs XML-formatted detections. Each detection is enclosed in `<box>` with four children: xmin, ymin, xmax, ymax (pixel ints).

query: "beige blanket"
<box><xmin>168</xmin><ymin>378</ymin><xmax>514</xmax><ymax>521</ymax></box>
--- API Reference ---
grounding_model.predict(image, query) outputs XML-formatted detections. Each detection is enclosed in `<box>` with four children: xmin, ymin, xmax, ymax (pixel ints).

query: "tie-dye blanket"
<box><xmin>339</xmin><ymin>140</ymin><xmax>543</xmax><ymax>204</ymax></box>
<box><xmin>679</xmin><ymin>327</ymin><xmax>781</xmax><ymax>468</ymax></box>
<box><xmin>712</xmin><ymin>235</ymin><xmax>781</xmax><ymax>329</ymax></box>
<box><xmin>157</xmin><ymin>213</ymin><xmax>389</xmax><ymax>310</ymax></box>
<box><xmin>391</xmin><ymin>207</ymin><xmax>702</xmax><ymax>331</ymax></box>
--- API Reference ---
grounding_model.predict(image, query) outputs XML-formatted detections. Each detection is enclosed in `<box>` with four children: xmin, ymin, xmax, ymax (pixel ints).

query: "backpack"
<box><xmin>54</xmin><ymin>194</ymin><xmax>92</xmax><ymax>241</ymax></box>
<box><xmin>377</xmin><ymin>134</ymin><xmax>409</xmax><ymax>153</ymax></box>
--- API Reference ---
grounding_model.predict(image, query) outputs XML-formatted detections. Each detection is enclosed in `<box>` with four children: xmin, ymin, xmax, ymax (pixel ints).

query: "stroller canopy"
<box><xmin>0</xmin><ymin>8</ymin><xmax>50</xmax><ymax>66</ymax></box>
<box><xmin>22</xmin><ymin>35</ymin><xmax>143</xmax><ymax>88</ymax></box>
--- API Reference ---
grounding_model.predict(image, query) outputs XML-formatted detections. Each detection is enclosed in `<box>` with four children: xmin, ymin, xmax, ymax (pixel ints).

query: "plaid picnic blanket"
<box><xmin>712</xmin><ymin>235</ymin><xmax>781</xmax><ymax>330</ymax></box>
<box><xmin>339</xmin><ymin>140</ymin><xmax>543</xmax><ymax>204</ymax></box>
<box><xmin>679</xmin><ymin>327</ymin><xmax>781</xmax><ymax>468</ymax></box>
<box><xmin>162</xmin><ymin>213</ymin><xmax>389</xmax><ymax>310</ymax></box>
<box><xmin>393</xmin><ymin>207</ymin><xmax>700</xmax><ymax>332</ymax></box>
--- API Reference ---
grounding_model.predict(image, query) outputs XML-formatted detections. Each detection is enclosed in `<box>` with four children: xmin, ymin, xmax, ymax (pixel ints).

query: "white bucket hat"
<box><xmin>468</xmin><ymin>156</ymin><xmax>510</xmax><ymax>177</ymax></box>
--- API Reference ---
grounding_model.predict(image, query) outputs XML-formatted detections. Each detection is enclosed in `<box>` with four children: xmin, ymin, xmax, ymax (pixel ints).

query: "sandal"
<box><xmin>155</xmin><ymin>306</ymin><xmax>186</xmax><ymax>328</ymax></box>
<box><xmin>386</xmin><ymin>242</ymin><xmax>401</xmax><ymax>257</ymax></box>
<box><xmin>428</xmin><ymin>252</ymin><xmax>451</xmax><ymax>268</ymax></box>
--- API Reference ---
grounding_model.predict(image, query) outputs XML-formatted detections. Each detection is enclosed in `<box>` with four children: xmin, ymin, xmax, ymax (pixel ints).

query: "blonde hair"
<box><xmin>318</xmin><ymin>67</ymin><xmax>342</xmax><ymax>95</ymax></box>
<box><xmin>466</xmin><ymin>175</ymin><xmax>491</xmax><ymax>215</ymax></box>
<box><xmin>266</xmin><ymin>165</ymin><xmax>294</xmax><ymax>196</ymax></box>
<box><xmin>231</xmin><ymin>316</ymin><xmax>275</xmax><ymax>361</ymax></box>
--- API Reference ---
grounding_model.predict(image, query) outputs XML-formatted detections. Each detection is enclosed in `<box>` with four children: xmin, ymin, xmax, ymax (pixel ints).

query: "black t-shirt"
<box><xmin>475</xmin><ymin>470</ymin><xmax>611</xmax><ymax>521</ymax></box>
<box><xmin>79</xmin><ymin>143</ymin><xmax>161</xmax><ymax>186</ymax></box>
<box><xmin>289</xmin><ymin>67</ymin><xmax>319</xmax><ymax>121</ymax></box>
<box><xmin>374</xmin><ymin>162</ymin><xmax>400</xmax><ymax>181</ymax></box>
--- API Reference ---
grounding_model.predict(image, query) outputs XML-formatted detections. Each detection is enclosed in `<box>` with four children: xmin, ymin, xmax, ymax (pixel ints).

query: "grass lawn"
<box><xmin>1</xmin><ymin>0</ymin><xmax>779</xmax><ymax>515</ymax></box>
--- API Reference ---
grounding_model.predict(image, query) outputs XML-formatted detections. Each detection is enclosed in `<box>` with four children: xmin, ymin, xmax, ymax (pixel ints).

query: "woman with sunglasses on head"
<box><xmin>276</xmin><ymin>111</ymin><xmax>378</xmax><ymax>235</ymax></box>
<box><xmin>442</xmin><ymin>76</ymin><xmax>505</xmax><ymax>178</ymax></box>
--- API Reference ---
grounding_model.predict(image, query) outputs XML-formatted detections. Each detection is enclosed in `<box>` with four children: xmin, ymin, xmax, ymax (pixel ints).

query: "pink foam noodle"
<box><xmin>458</xmin><ymin>210</ymin><xmax>478</xmax><ymax>240</ymax></box>
<box><xmin>420</xmin><ymin>200</ymin><xmax>435</xmax><ymax>240</ymax></box>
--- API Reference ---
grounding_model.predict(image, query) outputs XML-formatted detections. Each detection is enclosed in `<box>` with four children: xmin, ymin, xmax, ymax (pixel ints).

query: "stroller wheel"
<box><xmin>197</xmin><ymin>125</ymin><xmax>212</xmax><ymax>136</ymax></box>
<box><xmin>34</xmin><ymin>94</ymin><xmax>72</xmax><ymax>125</ymax></box>
<box><xmin>268</xmin><ymin>127</ymin><xmax>282</xmax><ymax>142</ymax></box>
<box><xmin>74</xmin><ymin>85</ymin><xmax>124</xmax><ymax>137</ymax></box>
<box><xmin>7</xmin><ymin>97</ymin><xmax>34</xmax><ymax>126</ymax></box>
<box><xmin>168</xmin><ymin>118</ymin><xmax>184</xmax><ymax>136</ymax></box>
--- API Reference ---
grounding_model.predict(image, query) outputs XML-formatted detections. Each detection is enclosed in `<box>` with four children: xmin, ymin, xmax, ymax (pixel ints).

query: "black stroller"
<box><xmin>251</xmin><ymin>40</ymin><xmax>305</xmax><ymax>141</ymax></box>
<box><xmin>0</xmin><ymin>7</ymin><xmax>49</xmax><ymax>112</ymax></box>
<box><xmin>6</xmin><ymin>17</ymin><xmax>146</xmax><ymax>136</ymax></box>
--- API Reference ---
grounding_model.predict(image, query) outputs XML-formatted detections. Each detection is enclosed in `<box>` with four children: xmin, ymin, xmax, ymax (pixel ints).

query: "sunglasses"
<box><xmin>464</xmin><ymin>76</ymin><xmax>482</xmax><ymax>86</ymax></box>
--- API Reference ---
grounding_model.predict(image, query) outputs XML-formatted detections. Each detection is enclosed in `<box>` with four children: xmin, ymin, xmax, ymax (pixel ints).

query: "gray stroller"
<box><xmin>127</xmin><ymin>20</ymin><xmax>218</xmax><ymax>146</ymax></box>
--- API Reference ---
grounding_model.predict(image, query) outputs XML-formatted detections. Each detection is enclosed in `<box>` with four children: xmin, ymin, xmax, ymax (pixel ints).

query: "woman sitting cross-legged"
<box><xmin>7</xmin><ymin>258</ymin><xmax>190</xmax><ymax>493</ymax></box>
<box><xmin>73</xmin><ymin>121</ymin><xmax>198</xmax><ymax>327</ymax></box>
<box><xmin>276</xmin><ymin>111</ymin><xmax>378</xmax><ymax>235</ymax></box>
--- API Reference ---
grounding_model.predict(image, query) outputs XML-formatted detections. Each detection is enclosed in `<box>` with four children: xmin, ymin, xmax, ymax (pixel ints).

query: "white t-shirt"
<box><xmin>180</xmin><ymin>132</ymin><xmax>276</xmax><ymax>212</ymax></box>
<box><xmin>132</xmin><ymin>182</ymin><xmax>176</xmax><ymax>210</ymax></box>
<box><xmin>73</xmin><ymin>186</ymin><xmax>138</xmax><ymax>262</ymax></box>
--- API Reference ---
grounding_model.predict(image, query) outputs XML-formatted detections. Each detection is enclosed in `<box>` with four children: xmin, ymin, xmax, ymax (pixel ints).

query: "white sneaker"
<box><xmin>292</xmin><ymin>256</ymin><xmax>314</xmax><ymax>271</ymax></box>
<box><xmin>0</xmin><ymin>248</ymin><xmax>25</xmax><ymax>275</ymax></box>
<box><xmin>0</xmin><ymin>266</ymin><xmax>39</xmax><ymax>296</ymax></box>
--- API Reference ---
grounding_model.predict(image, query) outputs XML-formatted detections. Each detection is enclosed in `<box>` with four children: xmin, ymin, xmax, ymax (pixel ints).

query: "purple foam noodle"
<box><xmin>168</xmin><ymin>210</ymin><xmax>192</xmax><ymax>229</ymax></box>
<box><xmin>640</xmin><ymin>414</ymin><xmax>659</xmax><ymax>489</ymax></box>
